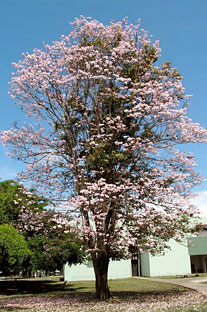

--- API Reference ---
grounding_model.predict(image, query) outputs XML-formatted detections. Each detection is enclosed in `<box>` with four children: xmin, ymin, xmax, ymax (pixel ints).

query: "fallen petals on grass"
<box><xmin>0</xmin><ymin>291</ymin><xmax>207</xmax><ymax>312</ymax></box>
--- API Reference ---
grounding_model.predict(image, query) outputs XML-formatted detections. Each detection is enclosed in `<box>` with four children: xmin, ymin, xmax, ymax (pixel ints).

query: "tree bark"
<box><xmin>93</xmin><ymin>255</ymin><xmax>111</xmax><ymax>300</ymax></box>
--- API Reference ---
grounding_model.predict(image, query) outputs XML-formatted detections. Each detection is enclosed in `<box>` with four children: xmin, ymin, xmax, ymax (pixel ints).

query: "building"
<box><xmin>64</xmin><ymin>239</ymin><xmax>191</xmax><ymax>281</ymax></box>
<box><xmin>64</xmin><ymin>219</ymin><xmax>207</xmax><ymax>281</ymax></box>
<box><xmin>188</xmin><ymin>222</ymin><xmax>207</xmax><ymax>274</ymax></box>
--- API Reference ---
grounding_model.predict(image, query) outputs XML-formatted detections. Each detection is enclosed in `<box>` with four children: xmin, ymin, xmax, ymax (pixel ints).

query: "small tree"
<box><xmin>28</xmin><ymin>235</ymin><xmax>83</xmax><ymax>275</ymax></box>
<box><xmin>0</xmin><ymin>224</ymin><xmax>31</xmax><ymax>276</ymax></box>
<box><xmin>1</xmin><ymin>17</ymin><xmax>207</xmax><ymax>299</ymax></box>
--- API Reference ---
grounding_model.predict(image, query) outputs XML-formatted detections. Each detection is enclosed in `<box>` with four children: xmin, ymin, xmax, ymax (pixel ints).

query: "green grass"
<box><xmin>0</xmin><ymin>276</ymin><xmax>184</xmax><ymax>297</ymax></box>
<box><xmin>153</xmin><ymin>273</ymin><xmax>207</xmax><ymax>279</ymax></box>
<box><xmin>108</xmin><ymin>277</ymin><xmax>183</xmax><ymax>293</ymax></box>
<box><xmin>0</xmin><ymin>277</ymin><xmax>206</xmax><ymax>312</ymax></box>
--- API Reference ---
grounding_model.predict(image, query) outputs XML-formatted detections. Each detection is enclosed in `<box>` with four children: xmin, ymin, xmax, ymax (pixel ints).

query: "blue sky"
<box><xmin>1</xmin><ymin>0</ymin><xmax>207</xmax><ymax>205</ymax></box>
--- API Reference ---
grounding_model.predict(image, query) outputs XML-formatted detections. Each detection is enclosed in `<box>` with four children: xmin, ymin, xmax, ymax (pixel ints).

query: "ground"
<box><xmin>0</xmin><ymin>277</ymin><xmax>207</xmax><ymax>311</ymax></box>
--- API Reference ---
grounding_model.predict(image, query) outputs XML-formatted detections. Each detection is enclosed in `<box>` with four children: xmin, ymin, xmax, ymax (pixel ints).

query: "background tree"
<box><xmin>0</xmin><ymin>180</ymin><xmax>84</xmax><ymax>276</ymax></box>
<box><xmin>0</xmin><ymin>180</ymin><xmax>47</xmax><ymax>225</ymax></box>
<box><xmin>1</xmin><ymin>17</ymin><xmax>207</xmax><ymax>299</ymax></box>
<box><xmin>16</xmin><ymin>206</ymin><xmax>85</xmax><ymax>276</ymax></box>
<box><xmin>0</xmin><ymin>224</ymin><xmax>31</xmax><ymax>276</ymax></box>
<box><xmin>28</xmin><ymin>235</ymin><xmax>83</xmax><ymax>275</ymax></box>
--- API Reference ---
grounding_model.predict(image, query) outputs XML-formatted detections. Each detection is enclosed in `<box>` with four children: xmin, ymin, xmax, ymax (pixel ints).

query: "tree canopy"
<box><xmin>1</xmin><ymin>17</ymin><xmax>207</xmax><ymax>299</ymax></box>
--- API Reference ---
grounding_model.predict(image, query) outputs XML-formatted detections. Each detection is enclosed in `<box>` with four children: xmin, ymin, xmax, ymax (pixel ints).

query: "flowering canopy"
<box><xmin>1</xmin><ymin>16</ymin><xmax>207</xmax><ymax>267</ymax></box>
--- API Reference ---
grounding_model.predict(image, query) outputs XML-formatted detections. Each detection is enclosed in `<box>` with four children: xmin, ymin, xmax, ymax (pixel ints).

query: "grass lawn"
<box><xmin>0</xmin><ymin>276</ymin><xmax>184</xmax><ymax>297</ymax></box>
<box><xmin>0</xmin><ymin>277</ymin><xmax>206</xmax><ymax>311</ymax></box>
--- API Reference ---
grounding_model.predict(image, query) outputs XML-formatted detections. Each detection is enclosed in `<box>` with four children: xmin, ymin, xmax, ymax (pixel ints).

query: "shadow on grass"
<box><xmin>0</xmin><ymin>277</ymin><xmax>188</xmax><ymax>297</ymax></box>
<box><xmin>0</xmin><ymin>286</ymin><xmax>187</xmax><ymax>300</ymax></box>
<box><xmin>0</xmin><ymin>308</ymin><xmax>27</xmax><ymax>311</ymax></box>
<box><xmin>0</xmin><ymin>279</ymin><xmax>86</xmax><ymax>296</ymax></box>
<box><xmin>112</xmin><ymin>288</ymin><xmax>187</xmax><ymax>300</ymax></box>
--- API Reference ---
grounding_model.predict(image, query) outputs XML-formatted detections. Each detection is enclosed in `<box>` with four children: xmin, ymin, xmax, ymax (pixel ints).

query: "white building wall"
<box><xmin>148</xmin><ymin>239</ymin><xmax>191</xmax><ymax>277</ymax></box>
<box><xmin>64</xmin><ymin>239</ymin><xmax>193</xmax><ymax>281</ymax></box>
<box><xmin>108</xmin><ymin>259</ymin><xmax>131</xmax><ymax>279</ymax></box>
<box><xmin>64</xmin><ymin>261</ymin><xmax>95</xmax><ymax>281</ymax></box>
<box><xmin>64</xmin><ymin>259</ymin><xmax>132</xmax><ymax>281</ymax></box>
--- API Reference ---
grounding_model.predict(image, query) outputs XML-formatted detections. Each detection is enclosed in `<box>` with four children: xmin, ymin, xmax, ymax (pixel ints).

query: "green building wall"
<box><xmin>188</xmin><ymin>237</ymin><xmax>207</xmax><ymax>256</ymax></box>
<box><xmin>188</xmin><ymin>236</ymin><xmax>207</xmax><ymax>273</ymax></box>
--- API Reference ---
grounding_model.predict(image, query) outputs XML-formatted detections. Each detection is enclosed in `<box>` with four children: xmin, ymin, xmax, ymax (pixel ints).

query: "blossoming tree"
<box><xmin>2</xmin><ymin>17</ymin><xmax>207</xmax><ymax>299</ymax></box>
<box><xmin>0</xmin><ymin>180</ymin><xmax>48</xmax><ymax>225</ymax></box>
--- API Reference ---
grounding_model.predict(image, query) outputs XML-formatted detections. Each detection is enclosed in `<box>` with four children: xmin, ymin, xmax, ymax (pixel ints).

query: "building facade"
<box><xmin>64</xmin><ymin>220</ymin><xmax>207</xmax><ymax>281</ymax></box>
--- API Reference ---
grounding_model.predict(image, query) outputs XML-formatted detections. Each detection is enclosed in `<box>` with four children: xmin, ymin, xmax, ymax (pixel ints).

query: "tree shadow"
<box><xmin>0</xmin><ymin>279</ymin><xmax>86</xmax><ymax>296</ymax></box>
<box><xmin>111</xmin><ymin>288</ymin><xmax>187</xmax><ymax>301</ymax></box>
<box><xmin>0</xmin><ymin>308</ymin><xmax>27</xmax><ymax>311</ymax></box>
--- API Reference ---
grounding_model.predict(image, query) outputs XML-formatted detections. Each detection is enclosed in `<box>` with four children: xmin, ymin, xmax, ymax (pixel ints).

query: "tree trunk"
<box><xmin>93</xmin><ymin>255</ymin><xmax>111</xmax><ymax>300</ymax></box>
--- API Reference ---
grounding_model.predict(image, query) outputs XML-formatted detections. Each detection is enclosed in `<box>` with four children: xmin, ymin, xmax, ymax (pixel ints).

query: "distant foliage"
<box><xmin>0</xmin><ymin>224</ymin><xmax>31</xmax><ymax>275</ymax></box>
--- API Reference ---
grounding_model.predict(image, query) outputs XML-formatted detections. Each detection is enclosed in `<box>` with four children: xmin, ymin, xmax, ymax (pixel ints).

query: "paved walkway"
<box><xmin>139</xmin><ymin>276</ymin><xmax>207</xmax><ymax>296</ymax></box>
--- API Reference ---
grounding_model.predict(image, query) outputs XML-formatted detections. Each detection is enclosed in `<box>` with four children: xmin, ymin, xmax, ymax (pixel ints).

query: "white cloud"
<box><xmin>191</xmin><ymin>191</ymin><xmax>207</xmax><ymax>216</ymax></box>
